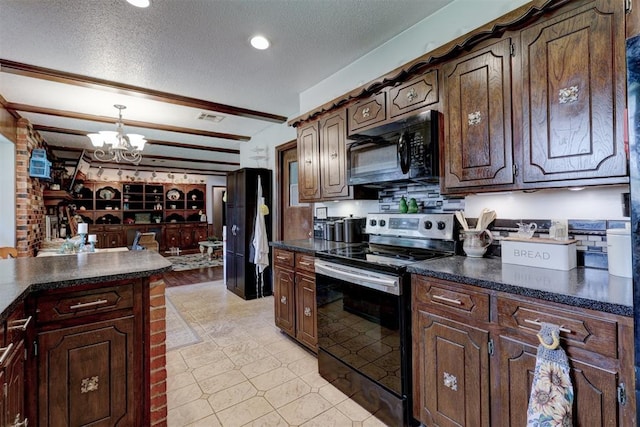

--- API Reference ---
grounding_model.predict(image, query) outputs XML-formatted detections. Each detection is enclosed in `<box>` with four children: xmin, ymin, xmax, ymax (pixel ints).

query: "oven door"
<box><xmin>315</xmin><ymin>259</ymin><xmax>409</xmax><ymax>397</ymax></box>
<box><xmin>347</xmin><ymin>139</ymin><xmax>407</xmax><ymax>185</ymax></box>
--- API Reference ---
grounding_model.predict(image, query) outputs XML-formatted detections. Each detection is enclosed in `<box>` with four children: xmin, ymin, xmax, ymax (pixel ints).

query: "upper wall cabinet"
<box><xmin>389</xmin><ymin>70</ymin><xmax>439</xmax><ymax>120</ymax></box>
<box><xmin>443</xmin><ymin>38</ymin><xmax>515</xmax><ymax>190</ymax></box>
<box><xmin>297</xmin><ymin>109</ymin><xmax>373</xmax><ymax>202</ymax></box>
<box><xmin>518</xmin><ymin>0</ymin><xmax>627</xmax><ymax>186</ymax></box>
<box><xmin>347</xmin><ymin>92</ymin><xmax>387</xmax><ymax>135</ymax></box>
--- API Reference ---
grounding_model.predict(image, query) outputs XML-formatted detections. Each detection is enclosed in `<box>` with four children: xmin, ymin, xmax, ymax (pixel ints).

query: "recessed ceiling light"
<box><xmin>127</xmin><ymin>0</ymin><xmax>150</xmax><ymax>8</ymax></box>
<box><xmin>250</xmin><ymin>35</ymin><xmax>270</xmax><ymax>50</ymax></box>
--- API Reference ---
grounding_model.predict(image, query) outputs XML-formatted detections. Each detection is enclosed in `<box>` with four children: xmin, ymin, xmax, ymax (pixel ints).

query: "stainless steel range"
<box><xmin>315</xmin><ymin>213</ymin><xmax>457</xmax><ymax>427</ymax></box>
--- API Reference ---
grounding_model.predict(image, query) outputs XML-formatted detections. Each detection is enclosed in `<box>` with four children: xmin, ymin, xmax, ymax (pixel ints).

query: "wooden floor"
<box><xmin>162</xmin><ymin>265</ymin><xmax>223</xmax><ymax>287</ymax></box>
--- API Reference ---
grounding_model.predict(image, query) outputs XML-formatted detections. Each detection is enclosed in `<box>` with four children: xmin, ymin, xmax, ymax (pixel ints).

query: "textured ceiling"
<box><xmin>0</xmin><ymin>0</ymin><xmax>453</xmax><ymax>174</ymax></box>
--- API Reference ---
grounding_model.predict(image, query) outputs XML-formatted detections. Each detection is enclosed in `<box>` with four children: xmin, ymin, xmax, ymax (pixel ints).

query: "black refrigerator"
<box><xmin>626</xmin><ymin>34</ymin><xmax>640</xmax><ymax>421</ymax></box>
<box><xmin>225</xmin><ymin>167</ymin><xmax>272</xmax><ymax>300</ymax></box>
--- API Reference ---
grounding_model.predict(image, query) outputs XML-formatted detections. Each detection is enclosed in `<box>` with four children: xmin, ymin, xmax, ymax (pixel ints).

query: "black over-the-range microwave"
<box><xmin>347</xmin><ymin>110</ymin><xmax>439</xmax><ymax>186</ymax></box>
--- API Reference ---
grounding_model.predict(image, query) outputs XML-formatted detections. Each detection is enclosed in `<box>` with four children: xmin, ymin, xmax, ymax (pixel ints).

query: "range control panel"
<box><xmin>365</xmin><ymin>213</ymin><xmax>455</xmax><ymax>240</ymax></box>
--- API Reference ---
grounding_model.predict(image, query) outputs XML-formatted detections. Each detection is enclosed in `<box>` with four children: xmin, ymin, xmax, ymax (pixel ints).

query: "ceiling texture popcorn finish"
<box><xmin>0</xmin><ymin>0</ymin><xmax>452</xmax><ymax>175</ymax></box>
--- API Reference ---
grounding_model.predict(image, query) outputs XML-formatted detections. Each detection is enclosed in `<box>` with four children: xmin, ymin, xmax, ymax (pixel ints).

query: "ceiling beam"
<box><xmin>34</xmin><ymin>125</ymin><xmax>241</xmax><ymax>154</ymax></box>
<box><xmin>0</xmin><ymin>59</ymin><xmax>288</xmax><ymax>124</ymax></box>
<box><xmin>8</xmin><ymin>103</ymin><xmax>250</xmax><ymax>141</ymax></box>
<box><xmin>49</xmin><ymin>146</ymin><xmax>240</xmax><ymax>167</ymax></box>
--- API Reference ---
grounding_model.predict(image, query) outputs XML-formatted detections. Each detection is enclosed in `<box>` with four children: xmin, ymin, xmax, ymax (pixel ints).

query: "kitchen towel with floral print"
<box><xmin>526</xmin><ymin>322</ymin><xmax>574</xmax><ymax>426</ymax></box>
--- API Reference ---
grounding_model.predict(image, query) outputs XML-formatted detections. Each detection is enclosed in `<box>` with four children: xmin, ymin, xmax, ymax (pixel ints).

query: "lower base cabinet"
<box><xmin>273</xmin><ymin>249</ymin><xmax>317</xmax><ymax>352</ymax></box>
<box><xmin>27</xmin><ymin>279</ymin><xmax>143</xmax><ymax>426</ymax></box>
<box><xmin>412</xmin><ymin>275</ymin><xmax>635</xmax><ymax>426</ymax></box>
<box><xmin>37</xmin><ymin>317</ymin><xmax>135</xmax><ymax>426</ymax></box>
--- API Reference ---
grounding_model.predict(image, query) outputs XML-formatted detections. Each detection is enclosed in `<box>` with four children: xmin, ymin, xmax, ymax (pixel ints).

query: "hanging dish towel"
<box><xmin>526</xmin><ymin>322</ymin><xmax>574</xmax><ymax>426</ymax></box>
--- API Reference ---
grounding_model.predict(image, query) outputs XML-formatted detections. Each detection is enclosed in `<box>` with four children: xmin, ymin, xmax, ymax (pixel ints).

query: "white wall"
<box><xmin>299</xmin><ymin>0</ymin><xmax>530</xmax><ymax>112</ymax></box>
<box><xmin>0</xmin><ymin>136</ymin><xmax>16</xmax><ymax>246</ymax></box>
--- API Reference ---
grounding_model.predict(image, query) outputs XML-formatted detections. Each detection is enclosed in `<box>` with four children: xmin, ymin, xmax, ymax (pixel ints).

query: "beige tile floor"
<box><xmin>166</xmin><ymin>281</ymin><xmax>389</xmax><ymax>427</ymax></box>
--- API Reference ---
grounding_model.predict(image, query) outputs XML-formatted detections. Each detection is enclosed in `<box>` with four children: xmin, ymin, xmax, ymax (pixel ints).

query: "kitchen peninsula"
<box><xmin>0</xmin><ymin>250</ymin><xmax>171</xmax><ymax>426</ymax></box>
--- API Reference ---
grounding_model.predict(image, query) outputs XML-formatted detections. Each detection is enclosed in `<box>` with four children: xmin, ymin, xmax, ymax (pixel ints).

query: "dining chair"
<box><xmin>0</xmin><ymin>247</ymin><xmax>18</xmax><ymax>259</ymax></box>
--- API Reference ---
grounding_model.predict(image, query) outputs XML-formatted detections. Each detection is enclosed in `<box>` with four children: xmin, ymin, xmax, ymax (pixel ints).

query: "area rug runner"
<box><xmin>165</xmin><ymin>253</ymin><xmax>224</xmax><ymax>271</ymax></box>
<box><xmin>165</xmin><ymin>295</ymin><xmax>202</xmax><ymax>351</ymax></box>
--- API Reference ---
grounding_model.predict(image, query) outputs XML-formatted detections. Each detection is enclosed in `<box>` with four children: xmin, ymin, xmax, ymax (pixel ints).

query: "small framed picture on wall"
<box><xmin>316</xmin><ymin>207</ymin><xmax>328</xmax><ymax>219</ymax></box>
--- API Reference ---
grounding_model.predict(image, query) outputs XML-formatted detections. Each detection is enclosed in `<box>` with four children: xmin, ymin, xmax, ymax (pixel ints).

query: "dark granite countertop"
<box><xmin>270</xmin><ymin>240</ymin><xmax>632</xmax><ymax>317</ymax></box>
<box><xmin>408</xmin><ymin>256</ymin><xmax>633</xmax><ymax>317</ymax></box>
<box><xmin>0</xmin><ymin>251</ymin><xmax>172</xmax><ymax>322</ymax></box>
<box><xmin>270</xmin><ymin>239</ymin><xmax>360</xmax><ymax>254</ymax></box>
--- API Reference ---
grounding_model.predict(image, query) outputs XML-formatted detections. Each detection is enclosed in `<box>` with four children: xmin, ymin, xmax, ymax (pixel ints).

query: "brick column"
<box><xmin>15</xmin><ymin>119</ymin><xmax>47</xmax><ymax>257</ymax></box>
<box><xmin>148</xmin><ymin>274</ymin><xmax>167</xmax><ymax>426</ymax></box>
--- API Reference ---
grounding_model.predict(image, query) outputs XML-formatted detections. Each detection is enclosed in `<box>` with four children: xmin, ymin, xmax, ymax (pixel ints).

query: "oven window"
<box><xmin>349</xmin><ymin>142</ymin><xmax>399</xmax><ymax>177</ymax></box>
<box><xmin>316</xmin><ymin>274</ymin><xmax>403</xmax><ymax>395</ymax></box>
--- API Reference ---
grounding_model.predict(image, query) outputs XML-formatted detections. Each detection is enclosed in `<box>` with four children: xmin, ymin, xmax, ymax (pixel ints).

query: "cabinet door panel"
<box><xmin>274</xmin><ymin>267</ymin><xmax>295</xmax><ymax>336</ymax></box>
<box><xmin>414</xmin><ymin>310</ymin><xmax>490</xmax><ymax>426</ymax></box>
<box><xmin>296</xmin><ymin>273</ymin><xmax>317</xmax><ymax>351</ymax></box>
<box><xmin>297</xmin><ymin>123</ymin><xmax>321</xmax><ymax>201</ymax></box>
<box><xmin>389</xmin><ymin>70</ymin><xmax>439</xmax><ymax>118</ymax></box>
<box><xmin>443</xmin><ymin>38</ymin><xmax>514</xmax><ymax>189</ymax></box>
<box><xmin>38</xmin><ymin>317</ymin><xmax>135</xmax><ymax>427</ymax></box>
<box><xmin>520</xmin><ymin>2</ymin><xmax>627</xmax><ymax>183</ymax></box>
<box><xmin>498</xmin><ymin>335</ymin><xmax>620</xmax><ymax>426</ymax></box>
<box><xmin>5</xmin><ymin>340</ymin><xmax>26</xmax><ymax>427</ymax></box>
<box><xmin>320</xmin><ymin>111</ymin><xmax>350</xmax><ymax>199</ymax></box>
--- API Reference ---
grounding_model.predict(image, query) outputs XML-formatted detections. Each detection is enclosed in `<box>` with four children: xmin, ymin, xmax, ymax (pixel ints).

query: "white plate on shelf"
<box><xmin>167</xmin><ymin>190</ymin><xmax>180</xmax><ymax>201</ymax></box>
<box><xmin>99</xmin><ymin>188</ymin><xmax>116</xmax><ymax>200</ymax></box>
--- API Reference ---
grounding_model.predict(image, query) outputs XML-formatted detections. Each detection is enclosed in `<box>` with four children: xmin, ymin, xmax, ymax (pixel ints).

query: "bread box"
<box><xmin>501</xmin><ymin>237</ymin><xmax>577</xmax><ymax>271</ymax></box>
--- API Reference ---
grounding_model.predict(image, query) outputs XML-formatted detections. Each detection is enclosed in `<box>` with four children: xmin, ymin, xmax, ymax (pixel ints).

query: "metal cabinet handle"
<box><xmin>298</xmin><ymin>261</ymin><xmax>311</xmax><ymax>266</ymax></box>
<box><xmin>280</xmin><ymin>296</ymin><xmax>287</xmax><ymax>304</ymax></box>
<box><xmin>305</xmin><ymin>159</ymin><xmax>312</xmax><ymax>164</ymax></box>
<box><xmin>432</xmin><ymin>294</ymin><xmax>462</xmax><ymax>305</ymax></box>
<box><xmin>362</xmin><ymin>107</ymin><xmax>370</xmax><ymax>118</ymax></box>
<box><xmin>304</xmin><ymin>307</ymin><xmax>312</xmax><ymax>317</ymax></box>
<box><xmin>0</xmin><ymin>343</ymin><xmax>14</xmax><ymax>365</ymax></box>
<box><xmin>8</xmin><ymin>316</ymin><xmax>32</xmax><ymax>332</ymax></box>
<box><xmin>330</xmin><ymin>152</ymin><xmax>338</xmax><ymax>159</ymax></box>
<box><xmin>69</xmin><ymin>299</ymin><xmax>109</xmax><ymax>310</ymax></box>
<box><xmin>524</xmin><ymin>318</ymin><xmax>571</xmax><ymax>333</ymax></box>
<box><xmin>276</xmin><ymin>256</ymin><xmax>288</xmax><ymax>260</ymax></box>
<box><xmin>406</xmin><ymin>88</ymin><xmax>418</xmax><ymax>102</ymax></box>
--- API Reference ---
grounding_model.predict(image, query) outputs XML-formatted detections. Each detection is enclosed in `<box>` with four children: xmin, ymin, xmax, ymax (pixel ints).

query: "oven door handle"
<box><xmin>315</xmin><ymin>262</ymin><xmax>399</xmax><ymax>294</ymax></box>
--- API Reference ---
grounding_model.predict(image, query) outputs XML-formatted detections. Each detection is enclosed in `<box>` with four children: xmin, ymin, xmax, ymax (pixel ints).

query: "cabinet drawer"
<box><xmin>413</xmin><ymin>277</ymin><xmax>490</xmax><ymax>322</ymax></box>
<box><xmin>274</xmin><ymin>249</ymin><xmax>295</xmax><ymax>268</ymax></box>
<box><xmin>497</xmin><ymin>297</ymin><xmax>619</xmax><ymax>358</ymax></box>
<box><xmin>295</xmin><ymin>253</ymin><xmax>315</xmax><ymax>274</ymax></box>
<box><xmin>347</xmin><ymin>92</ymin><xmax>387</xmax><ymax>134</ymax></box>
<box><xmin>388</xmin><ymin>70</ymin><xmax>439</xmax><ymax>118</ymax></box>
<box><xmin>36</xmin><ymin>283</ymin><xmax>135</xmax><ymax>324</ymax></box>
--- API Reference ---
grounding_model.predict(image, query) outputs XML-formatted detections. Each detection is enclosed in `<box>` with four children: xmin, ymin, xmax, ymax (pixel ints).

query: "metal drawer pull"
<box><xmin>70</xmin><ymin>299</ymin><xmax>109</xmax><ymax>310</ymax></box>
<box><xmin>298</xmin><ymin>261</ymin><xmax>311</xmax><ymax>266</ymax></box>
<box><xmin>0</xmin><ymin>343</ymin><xmax>14</xmax><ymax>365</ymax></box>
<box><xmin>280</xmin><ymin>296</ymin><xmax>287</xmax><ymax>304</ymax></box>
<box><xmin>432</xmin><ymin>294</ymin><xmax>462</xmax><ymax>305</ymax></box>
<box><xmin>8</xmin><ymin>316</ymin><xmax>32</xmax><ymax>331</ymax></box>
<box><xmin>304</xmin><ymin>307</ymin><xmax>312</xmax><ymax>317</ymax></box>
<box><xmin>524</xmin><ymin>318</ymin><xmax>571</xmax><ymax>334</ymax></box>
<box><xmin>276</xmin><ymin>256</ymin><xmax>289</xmax><ymax>260</ymax></box>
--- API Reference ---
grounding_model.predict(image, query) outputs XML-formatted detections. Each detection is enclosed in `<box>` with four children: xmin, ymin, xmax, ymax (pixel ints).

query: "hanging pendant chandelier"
<box><xmin>88</xmin><ymin>104</ymin><xmax>146</xmax><ymax>165</ymax></box>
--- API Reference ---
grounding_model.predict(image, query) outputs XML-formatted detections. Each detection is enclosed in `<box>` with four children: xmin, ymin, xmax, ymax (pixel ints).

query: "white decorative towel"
<box><xmin>526</xmin><ymin>322</ymin><xmax>574</xmax><ymax>427</ymax></box>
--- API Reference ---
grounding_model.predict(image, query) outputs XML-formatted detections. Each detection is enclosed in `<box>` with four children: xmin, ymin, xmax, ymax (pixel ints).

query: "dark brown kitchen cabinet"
<box><xmin>30</xmin><ymin>280</ymin><xmax>142</xmax><ymax>426</ymax></box>
<box><xmin>272</xmin><ymin>249</ymin><xmax>317</xmax><ymax>352</ymax></box>
<box><xmin>518</xmin><ymin>0</ymin><xmax>627</xmax><ymax>186</ymax></box>
<box><xmin>297</xmin><ymin>122</ymin><xmax>321</xmax><ymax>201</ymax></box>
<box><xmin>347</xmin><ymin>92</ymin><xmax>387</xmax><ymax>134</ymax></box>
<box><xmin>412</xmin><ymin>275</ymin><xmax>635</xmax><ymax>426</ymax></box>
<box><xmin>273</xmin><ymin>249</ymin><xmax>295</xmax><ymax>337</ymax></box>
<box><xmin>442</xmin><ymin>37</ymin><xmax>515</xmax><ymax>191</ymax></box>
<box><xmin>294</xmin><ymin>253</ymin><xmax>316</xmax><ymax>351</ymax></box>
<box><xmin>296</xmin><ymin>109</ymin><xmax>373</xmax><ymax>203</ymax></box>
<box><xmin>319</xmin><ymin>111</ymin><xmax>350</xmax><ymax>200</ymax></box>
<box><xmin>225</xmin><ymin>168</ymin><xmax>272</xmax><ymax>300</ymax></box>
<box><xmin>91</xmin><ymin>225</ymin><xmax>125</xmax><ymax>249</ymax></box>
<box><xmin>2</xmin><ymin>303</ymin><xmax>30</xmax><ymax>427</ymax></box>
<box><xmin>388</xmin><ymin>69</ymin><xmax>439</xmax><ymax>119</ymax></box>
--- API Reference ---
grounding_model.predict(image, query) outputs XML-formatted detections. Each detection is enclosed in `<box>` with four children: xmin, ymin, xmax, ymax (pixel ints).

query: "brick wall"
<box><xmin>148</xmin><ymin>274</ymin><xmax>168</xmax><ymax>426</ymax></box>
<box><xmin>15</xmin><ymin>119</ymin><xmax>47</xmax><ymax>257</ymax></box>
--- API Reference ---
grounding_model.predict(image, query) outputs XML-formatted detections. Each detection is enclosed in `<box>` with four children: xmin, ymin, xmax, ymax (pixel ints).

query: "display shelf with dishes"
<box><xmin>185</xmin><ymin>186</ymin><xmax>205</xmax><ymax>212</ymax></box>
<box><xmin>71</xmin><ymin>183</ymin><xmax>95</xmax><ymax>212</ymax></box>
<box><xmin>95</xmin><ymin>184</ymin><xmax>122</xmax><ymax>212</ymax></box>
